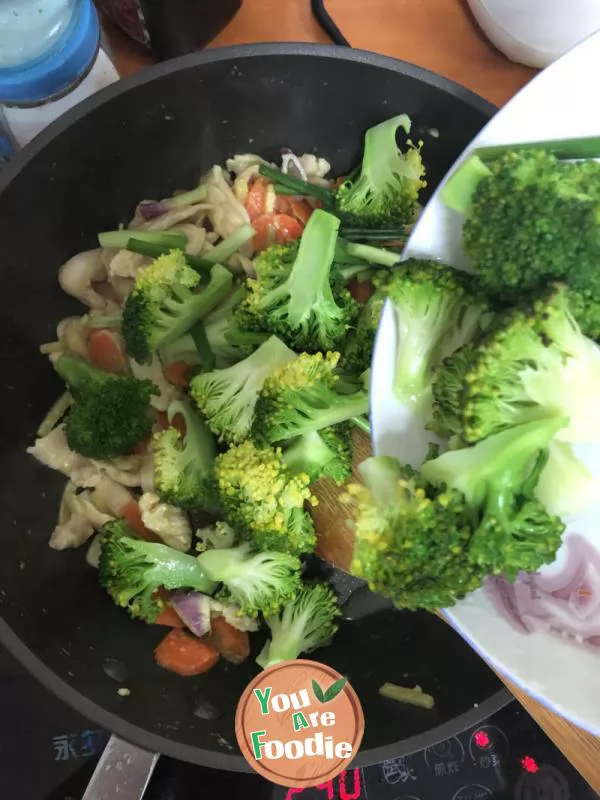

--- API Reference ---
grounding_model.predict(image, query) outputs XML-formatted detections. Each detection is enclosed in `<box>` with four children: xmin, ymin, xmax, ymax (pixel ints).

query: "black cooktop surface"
<box><xmin>1</xmin><ymin>645</ymin><xmax>596</xmax><ymax>800</ymax></box>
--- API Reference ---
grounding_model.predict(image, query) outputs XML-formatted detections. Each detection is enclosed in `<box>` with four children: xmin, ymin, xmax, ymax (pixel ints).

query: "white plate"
<box><xmin>371</xmin><ymin>30</ymin><xmax>600</xmax><ymax>732</ymax></box>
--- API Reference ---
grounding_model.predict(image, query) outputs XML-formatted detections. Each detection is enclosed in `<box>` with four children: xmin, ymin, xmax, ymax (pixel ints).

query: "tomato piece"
<box><xmin>87</xmin><ymin>329</ymin><xmax>128</xmax><ymax>374</ymax></box>
<box><xmin>154</xmin><ymin>629</ymin><xmax>219</xmax><ymax>676</ymax></box>
<box><xmin>164</xmin><ymin>361</ymin><xmax>192</xmax><ymax>388</ymax></box>
<box><xmin>252</xmin><ymin>214</ymin><xmax>305</xmax><ymax>251</ymax></box>
<box><xmin>208</xmin><ymin>616</ymin><xmax>250</xmax><ymax>664</ymax></box>
<box><xmin>245</xmin><ymin>177</ymin><xmax>271</xmax><ymax>221</ymax></box>
<box><xmin>155</xmin><ymin>605</ymin><xmax>185</xmax><ymax>628</ymax></box>
<box><xmin>119</xmin><ymin>500</ymin><xmax>161</xmax><ymax>543</ymax></box>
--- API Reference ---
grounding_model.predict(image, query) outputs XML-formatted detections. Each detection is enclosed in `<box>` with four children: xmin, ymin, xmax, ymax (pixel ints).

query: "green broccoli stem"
<box><xmin>282</xmin><ymin>208</ymin><xmax>341</xmax><ymax>329</ymax></box>
<box><xmin>421</xmin><ymin>417</ymin><xmax>569</xmax><ymax>508</ymax></box>
<box><xmin>280</xmin><ymin>431</ymin><xmax>332</xmax><ymax>477</ymax></box>
<box><xmin>196</xmin><ymin>546</ymin><xmax>247</xmax><ymax>582</ymax></box>
<box><xmin>358</xmin><ymin>456</ymin><xmax>404</xmax><ymax>508</ymax></box>
<box><xmin>439</xmin><ymin>155</ymin><xmax>492</xmax><ymax>215</ymax></box>
<box><xmin>126</xmin><ymin>238</ymin><xmax>213</xmax><ymax>275</ymax></box>
<box><xmin>259</xmin><ymin>164</ymin><xmax>333</xmax><ymax>206</ymax></box>
<box><xmin>168</xmin><ymin>399</ymin><xmax>216</xmax><ymax>462</ymax></box>
<box><xmin>340</xmin><ymin>229</ymin><xmax>408</xmax><ymax>243</ymax></box>
<box><xmin>54</xmin><ymin>354</ymin><xmax>111</xmax><ymax>392</ymax></box>
<box><xmin>158</xmin><ymin>264</ymin><xmax>234</xmax><ymax>348</ymax></box>
<box><xmin>98</xmin><ymin>230</ymin><xmax>187</xmax><ymax>251</ymax></box>
<box><xmin>203</xmin><ymin>224</ymin><xmax>256</xmax><ymax>265</ymax></box>
<box><xmin>344</xmin><ymin>242</ymin><xmax>402</xmax><ymax>268</ymax></box>
<box><xmin>190</xmin><ymin>320</ymin><xmax>216</xmax><ymax>372</ymax></box>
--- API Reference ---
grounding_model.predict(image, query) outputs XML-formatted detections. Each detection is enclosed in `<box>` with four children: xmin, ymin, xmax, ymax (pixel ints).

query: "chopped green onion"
<box><xmin>125</xmin><ymin>238</ymin><xmax>212</xmax><ymax>276</ymax></box>
<box><xmin>340</xmin><ymin>228</ymin><xmax>408</xmax><ymax>242</ymax></box>
<box><xmin>351</xmin><ymin>415</ymin><xmax>371</xmax><ymax>435</ymax></box>
<box><xmin>345</xmin><ymin>243</ymin><xmax>402</xmax><ymax>268</ymax></box>
<box><xmin>259</xmin><ymin>164</ymin><xmax>333</xmax><ymax>205</ymax></box>
<box><xmin>203</xmin><ymin>224</ymin><xmax>256</xmax><ymax>265</ymax></box>
<box><xmin>98</xmin><ymin>229</ymin><xmax>188</xmax><ymax>250</ymax></box>
<box><xmin>379</xmin><ymin>682</ymin><xmax>435</xmax><ymax>709</ymax></box>
<box><xmin>474</xmin><ymin>135</ymin><xmax>600</xmax><ymax>163</ymax></box>
<box><xmin>190</xmin><ymin>320</ymin><xmax>216</xmax><ymax>372</ymax></box>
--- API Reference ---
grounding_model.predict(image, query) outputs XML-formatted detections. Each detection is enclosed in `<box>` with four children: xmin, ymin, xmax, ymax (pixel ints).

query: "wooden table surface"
<box><xmin>100</xmin><ymin>1</ymin><xmax>600</xmax><ymax>791</ymax></box>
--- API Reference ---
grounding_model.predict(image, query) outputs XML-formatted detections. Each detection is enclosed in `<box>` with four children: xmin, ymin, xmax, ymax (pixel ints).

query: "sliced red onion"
<box><xmin>138</xmin><ymin>200</ymin><xmax>169</xmax><ymax>220</ymax></box>
<box><xmin>171</xmin><ymin>592</ymin><xmax>212</xmax><ymax>637</ymax></box>
<box><xmin>485</xmin><ymin>534</ymin><xmax>600</xmax><ymax>648</ymax></box>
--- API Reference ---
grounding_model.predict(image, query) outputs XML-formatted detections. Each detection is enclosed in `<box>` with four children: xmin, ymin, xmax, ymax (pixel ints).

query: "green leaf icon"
<box><xmin>323</xmin><ymin>677</ymin><xmax>348</xmax><ymax>702</ymax></box>
<box><xmin>312</xmin><ymin>679</ymin><xmax>326</xmax><ymax>703</ymax></box>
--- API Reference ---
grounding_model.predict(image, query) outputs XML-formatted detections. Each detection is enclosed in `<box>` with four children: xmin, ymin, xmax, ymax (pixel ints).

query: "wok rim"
<box><xmin>0</xmin><ymin>41</ymin><xmax>508</xmax><ymax>771</ymax></box>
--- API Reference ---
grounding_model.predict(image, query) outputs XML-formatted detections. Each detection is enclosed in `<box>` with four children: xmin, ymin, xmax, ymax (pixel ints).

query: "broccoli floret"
<box><xmin>428</xmin><ymin>341</ymin><xmax>479</xmax><ymax>445</ymax></box>
<box><xmin>334</xmin><ymin>114</ymin><xmax>427</xmax><ymax>229</ymax></box>
<box><xmin>238</xmin><ymin>209</ymin><xmax>359</xmax><ymax>352</ymax></box>
<box><xmin>54</xmin><ymin>355</ymin><xmax>157</xmax><ymax>459</ymax></box>
<box><xmin>197</xmin><ymin>544</ymin><xmax>302</xmax><ymax>617</ymax></box>
<box><xmin>443</xmin><ymin>149</ymin><xmax>600</xmax><ymax>301</ymax></box>
<box><xmin>421</xmin><ymin>418</ymin><xmax>568</xmax><ymax>580</ymax></box>
<box><xmin>281</xmin><ymin>423</ymin><xmax>353</xmax><ymax>485</ymax></box>
<box><xmin>435</xmin><ymin>285</ymin><xmax>600</xmax><ymax>445</ymax></box>
<box><xmin>256</xmin><ymin>581</ymin><xmax>340</xmax><ymax>668</ymax></box>
<box><xmin>98</xmin><ymin>520</ymin><xmax>216</xmax><ymax>622</ymax></box>
<box><xmin>190</xmin><ymin>335</ymin><xmax>296</xmax><ymax>444</ymax></box>
<box><xmin>122</xmin><ymin>249</ymin><xmax>233</xmax><ymax>364</ymax></box>
<box><xmin>252</xmin><ymin>351</ymin><xmax>370</xmax><ymax>445</ymax></box>
<box><xmin>342</xmin><ymin>289</ymin><xmax>386</xmax><ymax>374</ymax></box>
<box><xmin>346</xmin><ymin>457</ymin><xmax>484</xmax><ymax>610</ymax></box>
<box><xmin>152</xmin><ymin>400</ymin><xmax>217</xmax><ymax>512</ymax></box>
<box><xmin>384</xmin><ymin>259</ymin><xmax>490</xmax><ymax>414</ymax></box>
<box><xmin>563</xmin><ymin>286</ymin><xmax>600</xmax><ymax>343</ymax></box>
<box><xmin>214</xmin><ymin>440</ymin><xmax>317</xmax><ymax>556</ymax></box>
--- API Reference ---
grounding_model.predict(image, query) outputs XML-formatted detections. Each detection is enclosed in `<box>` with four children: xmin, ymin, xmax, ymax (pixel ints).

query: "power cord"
<box><xmin>310</xmin><ymin>0</ymin><xmax>351</xmax><ymax>46</ymax></box>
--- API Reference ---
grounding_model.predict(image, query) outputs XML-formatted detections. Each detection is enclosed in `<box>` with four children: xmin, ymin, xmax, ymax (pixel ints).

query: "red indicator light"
<box><xmin>521</xmin><ymin>755</ymin><xmax>539</xmax><ymax>773</ymax></box>
<box><xmin>474</xmin><ymin>730</ymin><xmax>490</xmax><ymax>748</ymax></box>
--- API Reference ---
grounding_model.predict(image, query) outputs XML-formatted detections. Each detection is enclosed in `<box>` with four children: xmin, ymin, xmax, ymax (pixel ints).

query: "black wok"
<box><xmin>0</xmin><ymin>43</ymin><xmax>508</xmax><ymax>773</ymax></box>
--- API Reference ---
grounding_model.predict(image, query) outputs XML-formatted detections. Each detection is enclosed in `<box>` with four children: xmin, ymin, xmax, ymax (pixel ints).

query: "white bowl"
<box><xmin>371</xmin><ymin>30</ymin><xmax>600</xmax><ymax>733</ymax></box>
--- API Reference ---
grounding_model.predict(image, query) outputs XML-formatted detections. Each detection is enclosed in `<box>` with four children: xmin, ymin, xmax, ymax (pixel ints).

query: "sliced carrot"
<box><xmin>252</xmin><ymin>213</ymin><xmax>305</xmax><ymax>251</ymax></box>
<box><xmin>244</xmin><ymin>176</ymin><xmax>271</xmax><ymax>221</ymax></box>
<box><xmin>156</xmin><ymin>410</ymin><xmax>186</xmax><ymax>438</ymax></box>
<box><xmin>164</xmin><ymin>361</ymin><xmax>192</xmax><ymax>388</ymax></box>
<box><xmin>208</xmin><ymin>615</ymin><xmax>251</xmax><ymax>664</ymax></box>
<box><xmin>155</xmin><ymin>629</ymin><xmax>219</xmax><ymax>676</ymax></box>
<box><xmin>155</xmin><ymin>605</ymin><xmax>185</xmax><ymax>628</ymax></box>
<box><xmin>348</xmin><ymin>278</ymin><xmax>375</xmax><ymax>304</ymax></box>
<box><xmin>288</xmin><ymin>198</ymin><xmax>313</xmax><ymax>225</ymax></box>
<box><xmin>275</xmin><ymin>195</ymin><xmax>313</xmax><ymax>225</ymax></box>
<box><xmin>119</xmin><ymin>500</ymin><xmax>161</xmax><ymax>543</ymax></box>
<box><xmin>131</xmin><ymin>437</ymin><xmax>151</xmax><ymax>455</ymax></box>
<box><xmin>87</xmin><ymin>329</ymin><xmax>128</xmax><ymax>374</ymax></box>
